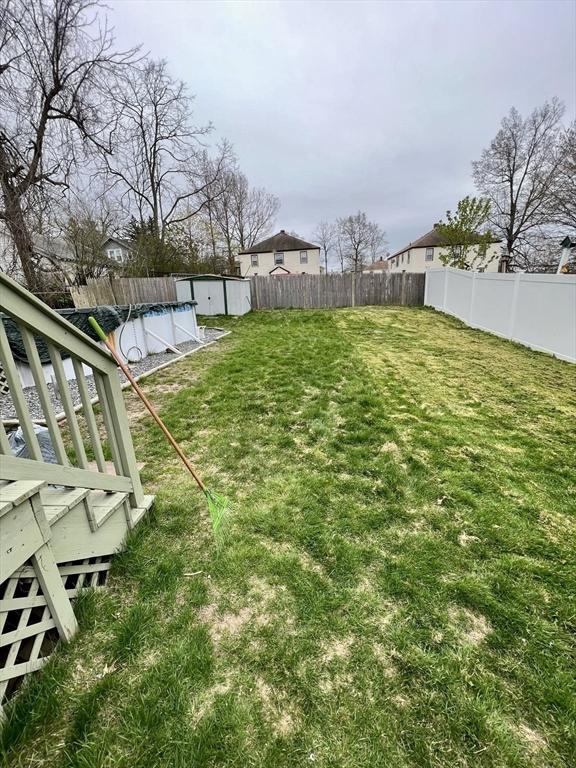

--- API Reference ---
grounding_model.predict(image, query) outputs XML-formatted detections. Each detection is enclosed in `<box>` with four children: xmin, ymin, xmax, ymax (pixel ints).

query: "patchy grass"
<box><xmin>2</xmin><ymin>307</ymin><xmax>575</xmax><ymax>767</ymax></box>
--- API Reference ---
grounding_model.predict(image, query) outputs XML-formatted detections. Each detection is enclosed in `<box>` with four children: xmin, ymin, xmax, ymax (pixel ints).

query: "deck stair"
<box><xmin>1</xmin><ymin>272</ymin><xmax>154</xmax><ymax>717</ymax></box>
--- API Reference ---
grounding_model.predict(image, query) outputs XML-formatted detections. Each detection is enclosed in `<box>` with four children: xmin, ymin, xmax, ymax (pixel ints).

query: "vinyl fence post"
<box><xmin>469</xmin><ymin>271</ymin><xmax>477</xmax><ymax>325</ymax></box>
<box><xmin>442</xmin><ymin>268</ymin><xmax>449</xmax><ymax>310</ymax></box>
<box><xmin>508</xmin><ymin>273</ymin><xmax>521</xmax><ymax>340</ymax></box>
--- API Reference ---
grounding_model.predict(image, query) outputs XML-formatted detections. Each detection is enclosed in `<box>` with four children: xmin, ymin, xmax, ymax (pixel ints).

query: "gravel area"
<box><xmin>1</xmin><ymin>328</ymin><xmax>227</xmax><ymax>421</ymax></box>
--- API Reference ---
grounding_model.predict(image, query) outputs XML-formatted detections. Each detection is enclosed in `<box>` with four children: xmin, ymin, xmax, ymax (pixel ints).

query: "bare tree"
<box><xmin>367</xmin><ymin>221</ymin><xmax>388</xmax><ymax>264</ymax></box>
<box><xmin>58</xmin><ymin>186</ymin><xmax>125</xmax><ymax>283</ymax></box>
<box><xmin>104</xmin><ymin>59</ymin><xmax>230</xmax><ymax>242</ymax></box>
<box><xmin>203</xmin><ymin>166</ymin><xmax>279</xmax><ymax>272</ymax></box>
<box><xmin>0</xmin><ymin>0</ymin><xmax>137</xmax><ymax>292</ymax></box>
<box><xmin>312</xmin><ymin>221</ymin><xmax>336</xmax><ymax>273</ymax></box>
<box><xmin>473</xmin><ymin>99</ymin><xmax>566</xmax><ymax>271</ymax></box>
<box><xmin>550</xmin><ymin>123</ymin><xmax>576</xmax><ymax>231</ymax></box>
<box><xmin>337</xmin><ymin>211</ymin><xmax>385</xmax><ymax>273</ymax></box>
<box><xmin>230</xmin><ymin>174</ymin><xmax>279</xmax><ymax>252</ymax></box>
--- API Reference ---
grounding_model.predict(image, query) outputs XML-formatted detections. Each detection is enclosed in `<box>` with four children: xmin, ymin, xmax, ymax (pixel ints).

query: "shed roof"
<box><xmin>176</xmin><ymin>274</ymin><xmax>246</xmax><ymax>282</ymax></box>
<box><xmin>239</xmin><ymin>230</ymin><xmax>318</xmax><ymax>255</ymax></box>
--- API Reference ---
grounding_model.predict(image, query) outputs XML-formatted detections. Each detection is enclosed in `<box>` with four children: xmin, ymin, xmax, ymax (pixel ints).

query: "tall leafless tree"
<box><xmin>104</xmin><ymin>59</ymin><xmax>231</xmax><ymax>242</ymax></box>
<box><xmin>473</xmin><ymin>99</ymin><xmax>566</xmax><ymax>271</ymax></box>
<box><xmin>337</xmin><ymin>211</ymin><xmax>385</xmax><ymax>273</ymax></box>
<box><xmin>200</xmin><ymin>165</ymin><xmax>279</xmax><ymax>272</ymax></box>
<box><xmin>550</xmin><ymin>123</ymin><xmax>576</xmax><ymax>231</ymax></box>
<box><xmin>312</xmin><ymin>220</ymin><xmax>337</xmax><ymax>273</ymax></box>
<box><xmin>0</xmin><ymin>0</ymin><xmax>137</xmax><ymax>292</ymax></box>
<box><xmin>229</xmin><ymin>173</ymin><xmax>279</xmax><ymax>253</ymax></box>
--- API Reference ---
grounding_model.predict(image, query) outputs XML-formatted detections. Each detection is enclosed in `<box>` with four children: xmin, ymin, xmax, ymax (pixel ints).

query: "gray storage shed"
<box><xmin>175</xmin><ymin>275</ymin><xmax>251</xmax><ymax>316</ymax></box>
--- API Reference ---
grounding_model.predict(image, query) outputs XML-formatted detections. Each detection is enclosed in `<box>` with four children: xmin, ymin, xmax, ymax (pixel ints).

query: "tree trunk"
<box><xmin>1</xmin><ymin>182</ymin><xmax>41</xmax><ymax>292</ymax></box>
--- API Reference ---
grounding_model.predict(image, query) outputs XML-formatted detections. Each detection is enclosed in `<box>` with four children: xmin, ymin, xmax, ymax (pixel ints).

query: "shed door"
<box><xmin>192</xmin><ymin>280</ymin><xmax>225</xmax><ymax>315</ymax></box>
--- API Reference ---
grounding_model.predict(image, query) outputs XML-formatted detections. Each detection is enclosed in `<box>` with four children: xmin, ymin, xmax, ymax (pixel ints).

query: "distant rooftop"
<box><xmin>389</xmin><ymin>225</ymin><xmax>501</xmax><ymax>259</ymax></box>
<box><xmin>239</xmin><ymin>230</ymin><xmax>318</xmax><ymax>255</ymax></box>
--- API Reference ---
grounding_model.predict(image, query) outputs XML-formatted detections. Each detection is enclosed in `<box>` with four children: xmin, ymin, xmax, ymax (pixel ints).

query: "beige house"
<box><xmin>237</xmin><ymin>230</ymin><xmax>322</xmax><ymax>276</ymax></box>
<box><xmin>387</xmin><ymin>225</ymin><xmax>502</xmax><ymax>273</ymax></box>
<box><xmin>363</xmin><ymin>256</ymin><xmax>390</xmax><ymax>272</ymax></box>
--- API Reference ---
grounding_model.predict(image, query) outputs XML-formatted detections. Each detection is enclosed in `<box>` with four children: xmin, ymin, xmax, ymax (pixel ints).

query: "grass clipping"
<box><xmin>205</xmin><ymin>488</ymin><xmax>232</xmax><ymax>543</ymax></box>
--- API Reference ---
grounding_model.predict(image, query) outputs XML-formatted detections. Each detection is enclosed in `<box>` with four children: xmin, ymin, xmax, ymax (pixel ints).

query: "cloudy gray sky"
<box><xmin>109</xmin><ymin>0</ymin><xmax>575</xmax><ymax>254</ymax></box>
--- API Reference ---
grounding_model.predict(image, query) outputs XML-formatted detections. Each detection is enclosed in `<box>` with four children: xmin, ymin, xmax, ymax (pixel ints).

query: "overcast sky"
<box><xmin>108</xmin><ymin>0</ymin><xmax>576</xmax><ymax>254</ymax></box>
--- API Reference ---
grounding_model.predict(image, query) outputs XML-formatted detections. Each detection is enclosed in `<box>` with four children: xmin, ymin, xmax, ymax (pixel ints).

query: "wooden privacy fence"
<box><xmin>250</xmin><ymin>272</ymin><xmax>425</xmax><ymax>310</ymax></box>
<box><xmin>70</xmin><ymin>276</ymin><xmax>177</xmax><ymax>308</ymax></box>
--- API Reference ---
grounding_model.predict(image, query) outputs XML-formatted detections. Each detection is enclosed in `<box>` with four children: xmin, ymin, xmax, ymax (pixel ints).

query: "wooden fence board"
<box><xmin>250</xmin><ymin>272</ymin><xmax>424</xmax><ymax>310</ymax></box>
<box><xmin>70</xmin><ymin>277</ymin><xmax>177</xmax><ymax>308</ymax></box>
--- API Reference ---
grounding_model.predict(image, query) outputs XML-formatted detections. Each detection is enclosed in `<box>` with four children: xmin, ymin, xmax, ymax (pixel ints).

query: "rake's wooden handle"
<box><xmin>89</xmin><ymin>316</ymin><xmax>206</xmax><ymax>493</ymax></box>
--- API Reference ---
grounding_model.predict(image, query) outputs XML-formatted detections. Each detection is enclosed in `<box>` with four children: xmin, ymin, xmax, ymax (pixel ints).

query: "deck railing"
<box><xmin>0</xmin><ymin>272</ymin><xmax>144</xmax><ymax>508</ymax></box>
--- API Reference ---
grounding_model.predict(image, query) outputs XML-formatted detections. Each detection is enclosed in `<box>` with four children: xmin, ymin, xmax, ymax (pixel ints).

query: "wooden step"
<box><xmin>0</xmin><ymin>480</ymin><xmax>45</xmax><ymax>517</ymax></box>
<box><xmin>86</xmin><ymin>491</ymin><xmax>128</xmax><ymax>531</ymax></box>
<box><xmin>41</xmin><ymin>487</ymin><xmax>90</xmax><ymax>526</ymax></box>
<box><xmin>128</xmin><ymin>494</ymin><xmax>155</xmax><ymax>529</ymax></box>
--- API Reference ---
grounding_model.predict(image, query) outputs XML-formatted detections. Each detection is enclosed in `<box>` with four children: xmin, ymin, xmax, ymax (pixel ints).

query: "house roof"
<box><xmin>363</xmin><ymin>258</ymin><xmax>389</xmax><ymax>271</ymax></box>
<box><xmin>268</xmin><ymin>265</ymin><xmax>291</xmax><ymax>275</ymax></box>
<box><xmin>388</xmin><ymin>226</ymin><xmax>501</xmax><ymax>259</ymax></box>
<box><xmin>238</xmin><ymin>230</ymin><xmax>318</xmax><ymax>255</ymax></box>
<box><xmin>102</xmin><ymin>236</ymin><xmax>133</xmax><ymax>250</ymax></box>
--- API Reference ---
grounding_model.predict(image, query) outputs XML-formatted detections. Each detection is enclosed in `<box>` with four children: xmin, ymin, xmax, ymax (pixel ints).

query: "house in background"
<box><xmin>236</xmin><ymin>230</ymin><xmax>322</xmax><ymax>276</ymax></box>
<box><xmin>363</xmin><ymin>256</ymin><xmax>390</xmax><ymax>272</ymax></box>
<box><xmin>387</xmin><ymin>224</ymin><xmax>502</xmax><ymax>273</ymax></box>
<box><xmin>102</xmin><ymin>236</ymin><xmax>133</xmax><ymax>266</ymax></box>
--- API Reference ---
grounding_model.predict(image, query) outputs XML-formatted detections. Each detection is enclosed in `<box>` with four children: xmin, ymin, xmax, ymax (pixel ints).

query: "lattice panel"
<box><xmin>0</xmin><ymin>364</ymin><xmax>9</xmax><ymax>397</ymax></box>
<box><xmin>0</xmin><ymin>556</ymin><xmax>111</xmax><ymax>706</ymax></box>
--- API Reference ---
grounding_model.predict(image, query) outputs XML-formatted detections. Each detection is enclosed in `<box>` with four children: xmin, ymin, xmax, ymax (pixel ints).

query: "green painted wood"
<box><xmin>0</xmin><ymin>272</ymin><xmax>113</xmax><ymax>373</ymax></box>
<box><xmin>0</xmin><ymin>618</ymin><xmax>57</xmax><ymax>649</ymax></box>
<box><xmin>0</xmin><ymin>480</ymin><xmax>44</xmax><ymax>510</ymax></box>
<box><xmin>31</xmin><ymin>543</ymin><xmax>78</xmax><ymax>641</ymax></box>
<box><xmin>88</xmin><ymin>490</ymin><xmax>127</xmax><ymax>530</ymax></box>
<box><xmin>72</xmin><ymin>357</ymin><xmax>107</xmax><ymax>473</ymax></box>
<box><xmin>20</xmin><ymin>325</ymin><xmax>70</xmax><ymax>465</ymax></box>
<box><xmin>93</xmin><ymin>371</ymin><xmax>123</xmax><ymax>476</ymax></box>
<box><xmin>47</xmin><ymin>343</ymin><xmax>88</xmax><ymax>469</ymax></box>
<box><xmin>1</xmin><ymin>454</ymin><xmax>133</xmax><ymax>492</ymax></box>
<box><xmin>0</xmin><ymin>420</ymin><xmax>11</xmax><ymax>455</ymax></box>
<box><xmin>0</xmin><ymin>322</ymin><xmax>42</xmax><ymax>461</ymax></box>
<box><xmin>16</xmin><ymin>561</ymin><xmax>111</xmax><ymax>579</ymax></box>
<box><xmin>98</xmin><ymin>371</ymin><xmax>144</xmax><ymax>507</ymax></box>
<box><xmin>0</xmin><ymin>500</ymin><xmax>45</xmax><ymax>581</ymax></box>
<box><xmin>0</xmin><ymin>656</ymin><xmax>49</xmax><ymax>683</ymax></box>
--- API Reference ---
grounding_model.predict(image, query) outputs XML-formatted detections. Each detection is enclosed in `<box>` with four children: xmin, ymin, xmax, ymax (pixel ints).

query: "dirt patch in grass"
<box><xmin>321</xmin><ymin>636</ymin><xmax>354</xmax><ymax>664</ymax></box>
<box><xmin>198</xmin><ymin>577</ymin><xmax>293</xmax><ymax>647</ymax></box>
<box><xmin>449</xmin><ymin>606</ymin><xmax>492</xmax><ymax>645</ymax></box>
<box><xmin>515</xmin><ymin>722</ymin><xmax>548</xmax><ymax>754</ymax></box>
<box><xmin>263</xmin><ymin>538</ymin><xmax>325</xmax><ymax>575</ymax></box>
<box><xmin>255</xmin><ymin>678</ymin><xmax>299</xmax><ymax>737</ymax></box>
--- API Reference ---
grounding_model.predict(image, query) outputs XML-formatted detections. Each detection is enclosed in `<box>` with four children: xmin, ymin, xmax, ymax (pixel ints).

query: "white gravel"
<box><xmin>1</xmin><ymin>328</ymin><xmax>227</xmax><ymax>421</ymax></box>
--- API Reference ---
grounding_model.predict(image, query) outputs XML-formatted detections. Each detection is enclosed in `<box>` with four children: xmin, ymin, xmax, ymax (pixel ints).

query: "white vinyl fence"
<box><xmin>424</xmin><ymin>267</ymin><xmax>576</xmax><ymax>363</ymax></box>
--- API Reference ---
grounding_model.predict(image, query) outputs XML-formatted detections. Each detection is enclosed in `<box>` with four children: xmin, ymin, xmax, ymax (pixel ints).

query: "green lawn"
<box><xmin>2</xmin><ymin>307</ymin><xmax>575</xmax><ymax>767</ymax></box>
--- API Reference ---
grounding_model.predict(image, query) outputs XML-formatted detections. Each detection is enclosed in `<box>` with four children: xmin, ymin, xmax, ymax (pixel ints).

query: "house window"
<box><xmin>107</xmin><ymin>248</ymin><xmax>122</xmax><ymax>262</ymax></box>
<box><xmin>251</xmin><ymin>254</ymin><xmax>259</xmax><ymax>266</ymax></box>
<box><xmin>425</xmin><ymin>247</ymin><xmax>434</xmax><ymax>261</ymax></box>
<box><xmin>407</xmin><ymin>251</ymin><xmax>411</xmax><ymax>264</ymax></box>
<box><xmin>275</xmin><ymin>251</ymin><xmax>284</xmax><ymax>265</ymax></box>
<box><xmin>401</xmin><ymin>253</ymin><xmax>404</xmax><ymax>264</ymax></box>
<box><xmin>300</xmin><ymin>250</ymin><xmax>308</xmax><ymax>264</ymax></box>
